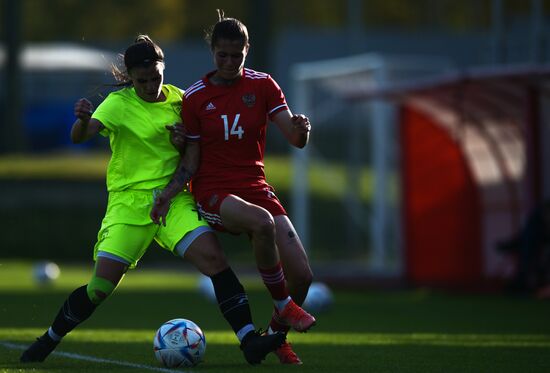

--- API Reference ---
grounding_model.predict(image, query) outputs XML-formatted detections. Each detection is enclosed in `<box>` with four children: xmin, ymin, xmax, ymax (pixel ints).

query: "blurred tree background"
<box><xmin>0</xmin><ymin>0</ymin><xmax>545</xmax><ymax>42</ymax></box>
<box><xmin>1</xmin><ymin>0</ymin><xmax>549</xmax><ymax>269</ymax></box>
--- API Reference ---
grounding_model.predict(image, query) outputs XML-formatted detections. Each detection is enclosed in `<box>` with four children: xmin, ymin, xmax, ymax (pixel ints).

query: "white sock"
<box><xmin>274</xmin><ymin>296</ymin><xmax>291</xmax><ymax>312</ymax></box>
<box><xmin>236</xmin><ymin>324</ymin><xmax>255</xmax><ymax>342</ymax></box>
<box><xmin>47</xmin><ymin>327</ymin><xmax>62</xmax><ymax>342</ymax></box>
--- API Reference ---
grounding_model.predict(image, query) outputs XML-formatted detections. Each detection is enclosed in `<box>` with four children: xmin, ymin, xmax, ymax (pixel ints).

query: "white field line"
<box><xmin>0</xmin><ymin>341</ymin><xmax>190</xmax><ymax>372</ymax></box>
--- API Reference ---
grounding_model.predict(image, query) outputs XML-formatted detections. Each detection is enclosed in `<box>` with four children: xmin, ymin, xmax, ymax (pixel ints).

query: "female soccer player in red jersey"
<box><xmin>151</xmin><ymin>10</ymin><xmax>315</xmax><ymax>365</ymax></box>
<box><xmin>20</xmin><ymin>35</ymin><xmax>284</xmax><ymax>366</ymax></box>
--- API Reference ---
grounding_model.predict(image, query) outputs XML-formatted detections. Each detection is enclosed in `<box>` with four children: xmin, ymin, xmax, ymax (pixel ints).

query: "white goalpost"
<box><xmin>289</xmin><ymin>53</ymin><xmax>453</xmax><ymax>277</ymax></box>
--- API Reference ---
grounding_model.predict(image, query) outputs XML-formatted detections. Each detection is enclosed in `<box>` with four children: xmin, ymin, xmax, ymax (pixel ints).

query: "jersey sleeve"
<box><xmin>265</xmin><ymin>75</ymin><xmax>288</xmax><ymax>121</ymax></box>
<box><xmin>181</xmin><ymin>95</ymin><xmax>201</xmax><ymax>142</ymax></box>
<box><xmin>92</xmin><ymin>92</ymin><xmax>122</xmax><ymax>137</ymax></box>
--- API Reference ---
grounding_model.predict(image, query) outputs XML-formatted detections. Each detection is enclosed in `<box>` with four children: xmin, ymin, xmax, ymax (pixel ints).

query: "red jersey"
<box><xmin>183</xmin><ymin>68</ymin><xmax>288</xmax><ymax>194</ymax></box>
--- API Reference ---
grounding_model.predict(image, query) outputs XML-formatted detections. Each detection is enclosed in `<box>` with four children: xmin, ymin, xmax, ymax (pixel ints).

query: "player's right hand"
<box><xmin>74</xmin><ymin>98</ymin><xmax>94</xmax><ymax>121</ymax></box>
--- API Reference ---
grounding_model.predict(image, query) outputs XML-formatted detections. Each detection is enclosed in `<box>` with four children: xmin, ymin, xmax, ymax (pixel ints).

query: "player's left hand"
<box><xmin>291</xmin><ymin>114</ymin><xmax>311</xmax><ymax>134</ymax></box>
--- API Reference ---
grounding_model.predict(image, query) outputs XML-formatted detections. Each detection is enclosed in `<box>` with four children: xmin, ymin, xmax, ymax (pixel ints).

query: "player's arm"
<box><xmin>150</xmin><ymin>141</ymin><xmax>201</xmax><ymax>226</ymax></box>
<box><xmin>272</xmin><ymin>109</ymin><xmax>311</xmax><ymax>149</ymax></box>
<box><xmin>70</xmin><ymin>98</ymin><xmax>104</xmax><ymax>143</ymax></box>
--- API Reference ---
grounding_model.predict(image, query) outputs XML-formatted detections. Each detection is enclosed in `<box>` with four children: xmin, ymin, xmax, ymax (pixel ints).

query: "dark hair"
<box><xmin>112</xmin><ymin>35</ymin><xmax>164</xmax><ymax>85</ymax></box>
<box><xmin>204</xmin><ymin>9</ymin><xmax>249</xmax><ymax>50</ymax></box>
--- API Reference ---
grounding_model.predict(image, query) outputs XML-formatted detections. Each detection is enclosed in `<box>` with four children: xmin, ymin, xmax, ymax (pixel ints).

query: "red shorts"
<box><xmin>194</xmin><ymin>186</ymin><xmax>287</xmax><ymax>232</ymax></box>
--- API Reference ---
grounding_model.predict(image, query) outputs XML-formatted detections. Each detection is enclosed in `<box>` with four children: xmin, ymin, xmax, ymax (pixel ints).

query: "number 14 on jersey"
<box><xmin>221</xmin><ymin>114</ymin><xmax>244</xmax><ymax>140</ymax></box>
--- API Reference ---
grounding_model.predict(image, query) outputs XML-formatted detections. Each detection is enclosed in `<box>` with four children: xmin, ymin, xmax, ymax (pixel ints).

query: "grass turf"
<box><xmin>1</xmin><ymin>261</ymin><xmax>550</xmax><ymax>372</ymax></box>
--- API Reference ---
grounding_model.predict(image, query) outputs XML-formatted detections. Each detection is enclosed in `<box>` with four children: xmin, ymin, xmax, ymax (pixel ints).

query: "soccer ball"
<box><xmin>32</xmin><ymin>261</ymin><xmax>60</xmax><ymax>285</ymax></box>
<box><xmin>197</xmin><ymin>274</ymin><xmax>217</xmax><ymax>303</ymax></box>
<box><xmin>302</xmin><ymin>282</ymin><xmax>334</xmax><ymax>313</ymax></box>
<box><xmin>153</xmin><ymin>318</ymin><xmax>206</xmax><ymax>368</ymax></box>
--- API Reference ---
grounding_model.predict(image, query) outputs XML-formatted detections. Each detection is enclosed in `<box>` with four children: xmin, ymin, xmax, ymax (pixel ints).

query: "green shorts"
<box><xmin>94</xmin><ymin>189</ymin><xmax>209</xmax><ymax>268</ymax></box>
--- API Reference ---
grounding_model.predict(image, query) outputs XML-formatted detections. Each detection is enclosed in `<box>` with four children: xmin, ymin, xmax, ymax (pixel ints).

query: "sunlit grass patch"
<box><xmin>0</xmin><ymin>153</ymin><xmax>375</xmax><ymax>200</ymax></box>
<box><xmin>3</xmin><ymin>328</ymin><xmax>550</xmax><ymax>349</ymax></box>
<box><xmin>265</xmin><ymin>155</ymin><xmax>374</xmax><ymax>200</ymax></box>
<box><xmin>0</xmin><ymin>261</ymin><xmax>265</xmax><ymax>292</ymax></box>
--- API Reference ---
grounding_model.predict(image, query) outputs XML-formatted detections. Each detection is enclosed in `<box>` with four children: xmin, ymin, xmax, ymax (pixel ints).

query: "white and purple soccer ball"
<box><xmin>153</xmin><ymin>318</ymin><xmax>206</xmax><ymax>368</ymax></box>
<box><xmin>302</xmin><ymin>282</ymin><xmax>334</xmax><ymax>313</ymax></box>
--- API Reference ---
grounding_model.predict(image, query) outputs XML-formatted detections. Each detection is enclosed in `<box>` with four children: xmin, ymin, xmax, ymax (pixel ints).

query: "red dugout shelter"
<box><xmin>345</xmin><ymin>64</ymin><xmax>550</xmax><ymax>287</ymax></box>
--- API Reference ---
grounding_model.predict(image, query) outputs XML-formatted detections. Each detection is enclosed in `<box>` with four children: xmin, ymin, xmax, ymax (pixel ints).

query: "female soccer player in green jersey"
<box><xmin>20</xmin><ymin>35</ymin><xmax>284</xmax><ymax>366</ymax></box>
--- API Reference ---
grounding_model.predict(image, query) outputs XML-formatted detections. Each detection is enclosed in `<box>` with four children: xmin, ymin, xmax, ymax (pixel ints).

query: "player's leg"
<box><xmin>177</xmin><ymin>228</ymin><xmax>253</xmax><ymax>338</ymax></box>
<box><xmin>178</xmin><ymin>230</ymin><xmax>285</xmax><ymax>364</ymax></box>
<box><xmin>21</xmin><ymin>220</ymin><xmax>153</xmax><ymax>363</ymax></box>
<box><xmin>267</xmin><ymin>214</ymin><xmax>314</xmax><ymax>364</ymax></box>
<box><xmin>274</xmin><ymin>214</ymin><xmax>313</xmax><ymax>305</ymax></box>
<box><xmin>219</xmin><ymin>194</ymin><xmax>315</xmax><ymax>333</ymax></box>
<box><xmin>20</xmin><ymin>256</ymin><xmax>129</xmax><ymax>363</ymax></box>
<box><xmin>220</xmin><ymin>194</ymin><xmax>279</xmax><ymax>267</ymax></box>
<box><xmin>157</xmin><ymin>192</ymin><xmax>285</xmax><ymax>364</ymax></box>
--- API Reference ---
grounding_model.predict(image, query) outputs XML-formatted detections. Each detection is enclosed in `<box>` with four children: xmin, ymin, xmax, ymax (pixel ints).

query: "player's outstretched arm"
<box><xmin>150</xmin><ymin>141</ymin><xmax>200</xmax><ymax>226</ymax></box>
<box><xmin>70</xmin><ymin>98</ymin><xmax>104</xmax><ymax>143</ymax></box>
<box><xmin>273</xmin><ymin>110</ymin><xmax>311</xmax><ymax>149</ymax></box>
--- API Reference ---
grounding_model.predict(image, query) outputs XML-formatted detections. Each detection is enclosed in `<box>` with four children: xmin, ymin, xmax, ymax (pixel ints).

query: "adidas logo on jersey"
<box><xmin>206</xmin><ymin>102</ymin><xmax>216</xmax><ymax>111</ymax></box>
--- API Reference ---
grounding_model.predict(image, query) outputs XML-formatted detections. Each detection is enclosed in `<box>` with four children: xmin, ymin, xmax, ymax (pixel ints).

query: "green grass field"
<box><xmin>1</xmin><ymin>261</ymin><xmax>550</xmax><ymax>372</ymax></box>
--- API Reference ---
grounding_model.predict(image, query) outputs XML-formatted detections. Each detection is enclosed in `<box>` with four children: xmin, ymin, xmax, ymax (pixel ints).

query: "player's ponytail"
<box><xmin>111</xmin><ymin>34</ymin><xmax>165</xmax><ymax>86</ymax></box>
<box><xmin>204</xmin><ymin>9</ymin><xmax>249</xmax><ymax>50</ymax></box>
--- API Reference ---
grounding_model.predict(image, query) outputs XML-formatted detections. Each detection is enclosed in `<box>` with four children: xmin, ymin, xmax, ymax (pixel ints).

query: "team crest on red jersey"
<box><xmin>242</xmin><ymin>93</ymin><xmax>256</xmax><ymax>108</ymax></box>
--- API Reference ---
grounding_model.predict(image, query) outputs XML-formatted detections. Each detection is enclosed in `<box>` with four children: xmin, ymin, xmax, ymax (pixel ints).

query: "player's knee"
<box><xmin>250</xmin><ymin>211</ymin><xmax>275</xmax><ymax>238</ymax></box>
<box><xmin>200</xmin><ymin>250</ymin><xmax>229</xmax><ymax>275</ymax></box>
<box><xmin>186</xmin><ymin>238</ymin><xmax>229</xmax><ymax>276</ymax></box>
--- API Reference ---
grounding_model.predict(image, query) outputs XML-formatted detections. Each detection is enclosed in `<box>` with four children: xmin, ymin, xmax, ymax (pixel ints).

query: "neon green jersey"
<box><xmin>92</xmin><ymin>84</ymin><xmax>183</xmax><ymax>192</ymax></box>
